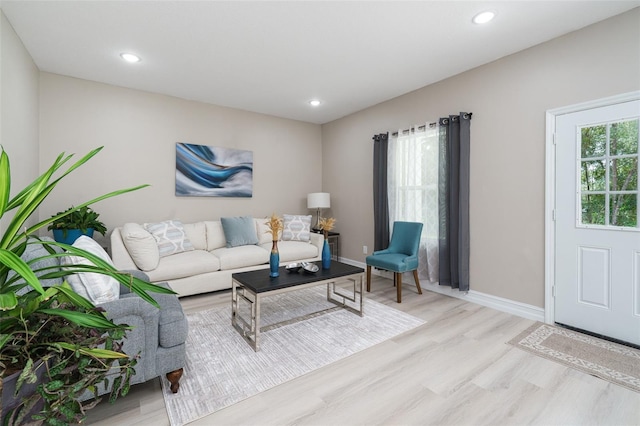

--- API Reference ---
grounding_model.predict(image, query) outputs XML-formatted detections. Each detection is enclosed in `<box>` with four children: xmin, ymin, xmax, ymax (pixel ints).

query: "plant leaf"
<box><xmin>38</xmin><ymin>308</ymin><xmax>122</xmax><ymax>330</ymax></box>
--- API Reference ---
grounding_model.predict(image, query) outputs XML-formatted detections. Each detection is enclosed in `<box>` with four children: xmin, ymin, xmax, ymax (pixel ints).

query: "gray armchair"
<box><xmin>18</xmin><ymin>237</ymin><xmax>188</xmax><ymax>395</ymax></box>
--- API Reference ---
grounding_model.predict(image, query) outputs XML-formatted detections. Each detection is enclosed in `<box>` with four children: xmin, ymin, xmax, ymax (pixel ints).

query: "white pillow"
<box><xmin>281</xmin><ymin>214</ymin><xmax>312</xmax><ymax>242</ymax></box>
<box><xmin>61</xmin><ymin>236</ymin><xmax>120</xmax><ymax>304</ymax></box>
<box><xmin>144</xmin><ymin>219</ymin><xmax>195</xmax><ymax>257</ymax></box>
<box><xmin>121</xmin><ymin>223</ymin><xmax>160</xmax><ymax>271</ymax></box>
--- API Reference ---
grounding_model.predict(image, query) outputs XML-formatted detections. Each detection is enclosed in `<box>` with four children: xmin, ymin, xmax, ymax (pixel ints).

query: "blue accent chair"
<box><xmin>366</xmin><ymin>221</ymin><xmax>423</xmax><ymax>303</ymax></box>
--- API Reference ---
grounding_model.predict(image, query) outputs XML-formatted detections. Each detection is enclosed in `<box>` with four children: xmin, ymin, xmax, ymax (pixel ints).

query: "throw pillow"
<box><xmin>121</xmin><ymin>223</ymin><xmax>160</xmax><ymax>271</ymax></box>
<box><xmin>221</xmin><ymin>216</ymin><xmax>259</xmax><ymax>247</ymax></box>
<box><xmin>61</xmin><ymin>236</ymin><xmax>120</xmax><ymax>304</ymax></box>
<box><xmin>281</xmin><ymin>214</ymin><xmax>312</xmax><ymax>242</ymax></box>
<box><xmin>144</xmin><ymin>220</ymin><xmax>195</xmax><ymax>257</ymax></box>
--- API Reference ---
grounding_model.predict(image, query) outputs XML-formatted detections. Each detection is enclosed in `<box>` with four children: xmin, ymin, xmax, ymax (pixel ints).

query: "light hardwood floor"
<box><xmin>85</xmin><ymin>275</ymin><xmax>640</xmax><ymax>425</ymax></box>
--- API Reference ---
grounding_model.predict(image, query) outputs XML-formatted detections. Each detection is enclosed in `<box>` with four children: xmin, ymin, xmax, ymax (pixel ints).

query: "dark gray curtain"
<box><xmin>438</xmin><ymin>113</ymin><xmax>471</xmax><ymax>291</ymax></box>
<box><xmin>373</xmin><ymin>133</ymin><xmax>389</xmax><ymax>251</ymax></box>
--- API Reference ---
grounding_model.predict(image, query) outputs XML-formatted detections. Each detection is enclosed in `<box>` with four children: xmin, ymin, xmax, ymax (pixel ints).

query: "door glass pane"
<box><xmin>610</xmin><ymin>119</ymin><xmax>639</xmax><ymax>156</ymax></box>
<box><xmin>609</xmin><ymin>157</ymin><xmax>638</xmax><ymax>191</ymax></box>
<box><xmin>581</xmin><ymin>125</ymin><xmax>607</xmax><ymax>158</ymax></box>
<box><xmin>609</xmin><ymin>194</ymin><xmax>637</xmax><ymax>227</ymax></box>
<box><xmin>581</xmin><ymin>194</ymin><xmax>606</xmax><ymax>225</ymax></box>
<box><xmin>580</xmin><ymin>160</ymin><xmax>606</xmax><ymax>191</ymax></box>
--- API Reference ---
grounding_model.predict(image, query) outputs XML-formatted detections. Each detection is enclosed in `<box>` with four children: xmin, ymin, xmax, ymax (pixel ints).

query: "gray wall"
<box><xmin>0</xmin><ymin>12</ymin><xmax>40</xmax><ymax>234</ymax></box>
<box><xmin>38</xmin><ymin>73</ymin><xmax>322</xmax><ymax>248</ymax></box>
<box><xmin>321</xmin><ymin>8</ymin><xmax>640</xmax><ymax>308</ymax></box>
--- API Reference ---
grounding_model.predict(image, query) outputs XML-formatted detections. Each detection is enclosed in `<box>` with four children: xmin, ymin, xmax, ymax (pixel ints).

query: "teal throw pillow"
<box><xmin>221</xmin><ymin>216</ymin><xmax>259</xmax><ymax>248</ymax></box>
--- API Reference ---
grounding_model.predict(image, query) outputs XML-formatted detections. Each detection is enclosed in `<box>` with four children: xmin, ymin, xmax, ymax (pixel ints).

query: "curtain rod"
<box><xmin>390</xmin><ymin>112</ymin><xmax>473</xmax><ymax>137</ymax></box>
<box><xmin>391</xmin><ymin>122</ymin><xmax>437</xmax><ymax>137</ymax></box>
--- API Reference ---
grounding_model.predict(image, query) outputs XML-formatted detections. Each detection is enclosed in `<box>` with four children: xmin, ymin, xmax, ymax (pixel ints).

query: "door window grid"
<box><xmin>578</xmin><ymin>118</ymin><xmax>639</xmax><ymax>229</ymax></box>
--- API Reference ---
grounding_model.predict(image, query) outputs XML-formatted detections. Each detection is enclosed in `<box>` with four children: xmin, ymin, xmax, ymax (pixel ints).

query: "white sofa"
<box><xmin>111</xmin><ymin>218</ymin><xmax>323</xmax><ymax>297</ymax></box>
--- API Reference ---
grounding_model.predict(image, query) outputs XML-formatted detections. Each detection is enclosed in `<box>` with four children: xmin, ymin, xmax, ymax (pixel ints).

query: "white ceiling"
<box><xmin>2</xmin><ymin>1</ymin><xmax>639</xmax><ymax>124</ymax></box>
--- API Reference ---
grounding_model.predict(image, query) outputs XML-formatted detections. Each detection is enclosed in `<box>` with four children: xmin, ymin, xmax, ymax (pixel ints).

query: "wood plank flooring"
<box><xmin>85</xmin><ymin>275</ymin><xmax>640</xmax><ymax>425</ymax></box>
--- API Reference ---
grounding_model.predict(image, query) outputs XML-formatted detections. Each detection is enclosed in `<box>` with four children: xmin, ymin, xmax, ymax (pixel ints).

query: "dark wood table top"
<box><xmin>232</xmin><ymin>261</ymin><xmax>364</xmax><ymax>294</ymax></box>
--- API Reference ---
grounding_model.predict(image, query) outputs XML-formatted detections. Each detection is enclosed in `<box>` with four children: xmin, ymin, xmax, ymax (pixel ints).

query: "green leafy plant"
<box><xmin>0</xmin><ymin>146</ymin><xmax>175</xmax><ymax>425</ymax></box>
<box><xmin>46</xmin><ymin>206</ymin><xmax>107</xmax><ymax>238</ymax></box>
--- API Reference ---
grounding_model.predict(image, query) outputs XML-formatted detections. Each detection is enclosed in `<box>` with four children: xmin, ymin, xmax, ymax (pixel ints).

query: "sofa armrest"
<box><xmin>99</xmin><ymin>295</ymin><xmax>160</xmax><ymax>383</ymax></box>
<box><xmin>309</xmin><ymin>232</ymin><xmax>324</xmax><ymax>255</ymax></box>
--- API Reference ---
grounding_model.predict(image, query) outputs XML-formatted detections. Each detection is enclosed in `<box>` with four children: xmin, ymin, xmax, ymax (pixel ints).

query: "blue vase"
<box><xmin>270</xmin><ymin>241</ymin><xmax>280</xmax><ymax>277</ymax></box>
<box><xmin>322</xmin><ymin>239</ymin><xmax>331</xmax><ymax>269</ymax></box>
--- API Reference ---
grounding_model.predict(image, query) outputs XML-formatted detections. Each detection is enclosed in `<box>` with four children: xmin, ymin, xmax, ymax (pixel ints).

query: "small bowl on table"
<box><xmin>285</xmin><ymin>263</ymin><xmax>302</xmax><ymax>273</ymax></box>
<box><xmin>301</xmin><ymin>262</ymin><xmax>319</xmax><ymax>274</ymax></box>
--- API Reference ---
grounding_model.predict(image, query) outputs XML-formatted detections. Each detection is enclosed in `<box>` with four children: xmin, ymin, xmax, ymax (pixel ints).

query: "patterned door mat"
<box><xmin>508</xmin><ymin>322</ymin><xmax>640</xmax><ymax>393</ymax></box>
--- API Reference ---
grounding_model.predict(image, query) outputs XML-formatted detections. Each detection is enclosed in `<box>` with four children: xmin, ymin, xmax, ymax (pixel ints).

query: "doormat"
<box><xmin>508</xmin><ymin>322</ymin><xmax>640</xmax><ymax>393</ymax></box>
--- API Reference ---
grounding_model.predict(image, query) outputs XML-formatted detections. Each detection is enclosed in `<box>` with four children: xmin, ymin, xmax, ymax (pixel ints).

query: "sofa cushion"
<box><xmin>15</xmin><ymin>237</ymin><xmax>64</xmax><ymax>292</ymax></box>
<box><xmin>61</xmin><ymin>236</ymin><xmax>120</xmax><ymax>304</ymax></box>
<box><xmin>260</xmin><ymin>240</ymin><xmax>319</xmax><ymax>263</ymax></box>
<box><xmin>145</xmin><ymin>250</ymin><xmax>220</xmax><ymax>282</ymax></box>
<box><xmin>121</xmin><ymin>223</ymin><xmax>160</xmax><ymax>271</ymax></box>
<box><xmin>183</xmin><ymin>222</ymin><xmax>207</xmax><ymax>250</ymax></box>
<box><xmin>205</xmin><ymin>221</ymin><xmax>226</xmax><ymax>251</ymax></box>
<box><xmin>281</xmin><ymin>214</ymin><xmax>312</xmax><ymax>242</ymax></box>
<box><xmin>255</xmin><ymin>217</ymin><xmax>275</xmax><ymax>245</ymax></box>
<box><xmin>221</xmin><ymin>216</ymin><xmax>259</xmax><ymax>247</ymax></box>
<box><xmin>144</xmin><ymin>220</ymin><xmax>195</xmax><ymax>257</ymax></box>
<box><xmin>211</xmin><ymin>245</ymin><xmax>269</xmax><ymax>270</ymax></box>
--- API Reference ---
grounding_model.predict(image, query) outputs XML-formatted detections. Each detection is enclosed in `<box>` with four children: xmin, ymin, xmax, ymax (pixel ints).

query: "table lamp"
<box><xmin>307</xmin><ymin>192</ymin><xmax>330</xmax><ymax>230</ymax></box>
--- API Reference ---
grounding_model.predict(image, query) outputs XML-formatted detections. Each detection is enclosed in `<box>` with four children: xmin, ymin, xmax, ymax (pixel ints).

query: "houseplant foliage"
<box><xmin>46</xmin><ymin>205</ymin><xmax>107</xmax><ymax>240</ymax></box>
<box><xmin>0</xmin><ymin>146</ymin><xmax>175</xmax><ymax>425</ymax></box>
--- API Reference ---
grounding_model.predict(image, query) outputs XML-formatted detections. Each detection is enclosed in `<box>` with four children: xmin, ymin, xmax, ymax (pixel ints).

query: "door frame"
<box><xmin>544</xmin><ymin>90</ymin><xmax>640</xmax><ymax>324</ymax></box>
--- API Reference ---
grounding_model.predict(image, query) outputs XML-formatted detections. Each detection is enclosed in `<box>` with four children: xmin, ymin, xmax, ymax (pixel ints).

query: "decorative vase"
<box><xmin>322</xmin><ymin>238</ymin><xmax>331</xmax><ymax>269</ymax></box>
<box><xmin>269</xmin><ymin>240</ymin><xmax>280</xmax><ymax>277</ymax></box>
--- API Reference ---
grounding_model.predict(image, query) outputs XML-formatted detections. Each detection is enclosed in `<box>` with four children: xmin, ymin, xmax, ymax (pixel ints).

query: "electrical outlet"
<box><xmin>363</xmin><ymin>245</ymin><xmax>368</xmax><ymax>255</ymax></box>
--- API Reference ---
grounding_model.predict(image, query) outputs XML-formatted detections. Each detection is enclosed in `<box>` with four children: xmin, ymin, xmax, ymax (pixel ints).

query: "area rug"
<box><xmin>508</xmin><ymin>322</ymin><xmax>640</xmax><ymax>393</ymax></box>
<box><xmin>160</xmin><ymin>286</ymin><xmax>425</xmax><ymax>426</ymax></box>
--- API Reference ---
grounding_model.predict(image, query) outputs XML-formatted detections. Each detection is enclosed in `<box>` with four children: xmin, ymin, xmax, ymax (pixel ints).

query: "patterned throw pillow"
<box><xmin>144</xmin><ymin>220</ymin><xmax>195</xmax><ymax>257</ymax></box>
<box><xmin>281</xmin><ymin>214</ymin><xmax>312</xmax><ymax>242</ymax></box>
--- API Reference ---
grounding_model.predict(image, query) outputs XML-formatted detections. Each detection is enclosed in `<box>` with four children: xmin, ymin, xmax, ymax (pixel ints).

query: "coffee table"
<box><xmin>231</xmin><ymin>261</ymin><xmax>365</xmax><ymax>351</ymax></box>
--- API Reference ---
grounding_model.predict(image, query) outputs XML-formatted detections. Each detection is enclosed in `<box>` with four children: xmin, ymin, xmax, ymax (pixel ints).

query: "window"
<box><xmin>579</xmin><ymin>118</ymin><xmax>639</xmax><ymax>229</ymax></box>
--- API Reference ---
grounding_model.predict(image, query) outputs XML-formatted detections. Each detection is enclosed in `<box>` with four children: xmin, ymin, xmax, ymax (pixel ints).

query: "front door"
<box><xmin>555</xmin><ymin>99</ymin><xmax>640</xmax><ymax>346</ymax></box>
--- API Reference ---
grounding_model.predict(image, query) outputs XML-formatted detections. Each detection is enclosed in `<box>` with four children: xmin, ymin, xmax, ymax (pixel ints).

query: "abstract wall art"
<box><xmin>175</xmin><ymin>142</ymin><xmax>253</xmax><ymax>197</ymax></box>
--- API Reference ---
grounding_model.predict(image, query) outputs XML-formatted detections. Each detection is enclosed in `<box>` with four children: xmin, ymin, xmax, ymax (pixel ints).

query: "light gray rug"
<box><xmin>509</xmin><ymin>322</ymin><xmax>640</xmax><ymax>393</ymax></box>
<box><xmin>160</xmin><ymin>286</ymin><xmax>426</xmax><ymax>426</ymax></box>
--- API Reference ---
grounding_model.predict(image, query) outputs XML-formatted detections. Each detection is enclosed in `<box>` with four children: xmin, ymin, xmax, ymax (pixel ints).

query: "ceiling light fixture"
<box><xmin>120</xmin><ymin>53</ymin><xmax>141</xmax><ymax>63</ymax></box>
<box><xmin>309</xmin><ymin>99</ymin><xmax>321</xmax><ymax>107</ymax></box>
<box><xmin>472</xmin><ymin>11</ymin><xmax>495</xmax><ymax>24</ymax></box>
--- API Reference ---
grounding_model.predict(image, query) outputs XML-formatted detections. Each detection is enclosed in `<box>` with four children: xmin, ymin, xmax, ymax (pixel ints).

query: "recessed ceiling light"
<box><xmin>309</xmin><ymin>99</ymin><xmax>321</xmax><ymax>107</ymax></box>
<box><xmin>472</xmin><ymin>11</ymin><xmax>495</xmax><ymax>24</ymax></box>
<box><xmin>120</xmin><ymin>53</ymin><xmax>141</xmax><ymax>63</ymax></box>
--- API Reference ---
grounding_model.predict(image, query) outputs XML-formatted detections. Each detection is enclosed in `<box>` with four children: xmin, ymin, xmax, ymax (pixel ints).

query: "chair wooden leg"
<box><xmin>413</xmin><ymin>270</ymin><xmax>423</xmax><ymax>294</ymax></box>
<box><xmin>166</xmin><ymin>368</ymin><xmax>184</xmax><ymax>394</ymax></box>
<box><xmin>366</xmin><ymin>265</ymin><xmax>372</xmax><ymax>292</ymax></box>
<box><xmin>396</xmin><ymin>272</ymin><xmax>402</xmax><ymax>303</ymax></box>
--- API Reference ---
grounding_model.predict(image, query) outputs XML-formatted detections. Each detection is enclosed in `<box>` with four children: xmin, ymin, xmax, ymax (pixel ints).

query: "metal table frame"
<box><xmin>231</xmin><ymin>272</ymin><xmax>364</xmax><ymax>351</ymax></box>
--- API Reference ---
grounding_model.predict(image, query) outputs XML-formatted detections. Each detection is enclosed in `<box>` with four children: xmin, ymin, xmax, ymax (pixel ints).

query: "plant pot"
<box><xmin>52</xmin><ymin>228</ymin><xmax>94</xmax><ymax>245</ymax></box>
<box><xmin>2</xmin><ymin>361</ymin><xmax>48</xmax><ymax>424</ymax></box>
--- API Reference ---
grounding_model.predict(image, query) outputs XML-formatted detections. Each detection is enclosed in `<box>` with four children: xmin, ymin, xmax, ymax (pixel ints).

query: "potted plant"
<box><xmin>0</xmin><ymin>146</ymin><xmax>174</xmax><ymax>425</ymax></box>
<box><xmin>47</xmin><ymin>205</ymin><xmax>107</xmax><ymax>244</ymax></box>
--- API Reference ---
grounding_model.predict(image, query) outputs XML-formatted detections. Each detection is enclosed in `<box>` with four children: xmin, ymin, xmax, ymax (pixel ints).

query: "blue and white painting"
<box><xmin>175</xmin><ymin>143</ymin><xmax>253</xmax><ymax>197</ymax></box>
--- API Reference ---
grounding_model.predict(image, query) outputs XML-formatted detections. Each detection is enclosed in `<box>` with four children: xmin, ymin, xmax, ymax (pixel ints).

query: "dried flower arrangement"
<box><xmin>265</xmin><ymin>214</ymin><xmax>283</xmax><ymax>242</ymax></box>
<box><xmin>318</xmin><ymin>217</ymin><xmax>336</xmax><ymax>238</ymax></box>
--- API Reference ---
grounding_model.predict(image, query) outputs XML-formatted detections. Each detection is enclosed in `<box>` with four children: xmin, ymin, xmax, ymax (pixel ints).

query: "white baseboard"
<box><xmin>340</xmin><ymin>257</ymin><xmax>545</xmax><ymax>322</ymax></box>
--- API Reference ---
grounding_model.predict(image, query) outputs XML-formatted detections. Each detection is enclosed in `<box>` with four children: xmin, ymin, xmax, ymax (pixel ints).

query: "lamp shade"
<box><xmin>307</xmin><ymin>192</ymin><xmax>330</xmax><ymax>209</ymax></box>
